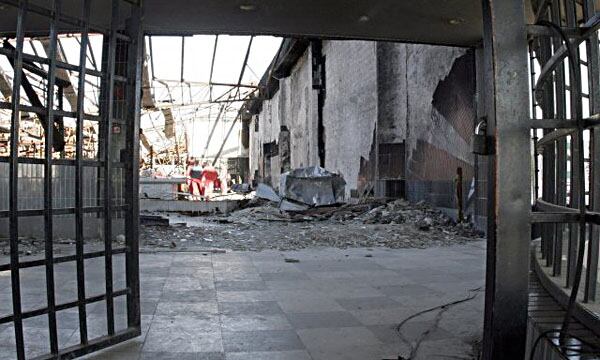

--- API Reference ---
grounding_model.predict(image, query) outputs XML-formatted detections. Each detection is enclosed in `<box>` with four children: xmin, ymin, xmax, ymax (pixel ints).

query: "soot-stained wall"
<box><xmin>322</xmin><ymin>40</ymin><xmax>379</xmax><ymax>198</ymax></box>
<box><xmin>249</xmin><ymin>40</ymin><xmax>478</xmax><ymax>224</ymax></box>
<box><xmin>249</xmin><ymin>46</ymin><xmax>319</xmax><ymax>188</ymax></box>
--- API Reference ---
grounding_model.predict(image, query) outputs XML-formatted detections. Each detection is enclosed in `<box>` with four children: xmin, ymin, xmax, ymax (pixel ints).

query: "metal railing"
<box><xmin>529</xmin><ymin>0</ymin><xmax>600</xmax><ymax>355</ymax></box>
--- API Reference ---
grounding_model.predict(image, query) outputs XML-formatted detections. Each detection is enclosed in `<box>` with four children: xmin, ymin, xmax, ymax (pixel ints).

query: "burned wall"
<box><xmin>248</xmin><ymin>46</ymin><xmax>318</xmax><ymax>188</ymax></box>
<box><xmin>322</xmin><ymin>40</ymin><xmax>379</xmax><ymax>198</ymax></box>
<box><xmin>249</xmin><ymin>41</ymin><xmax>478</xmax><ymax>224</ymax></box>
<box><xmin>404</xmin><ymin>46</ymin><xmax>476</xmax><ymax>213</ymax></box>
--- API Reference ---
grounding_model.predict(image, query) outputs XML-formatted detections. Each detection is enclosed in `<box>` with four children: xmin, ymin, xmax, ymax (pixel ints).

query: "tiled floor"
<box><xmin>0</xmin><ymin>242</ymin><xmax>486</xmax><ymax>360</ymax></box>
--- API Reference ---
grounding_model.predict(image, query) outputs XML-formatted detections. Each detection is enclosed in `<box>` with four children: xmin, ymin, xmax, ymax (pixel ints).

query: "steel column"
<box><xmin>481</xmin><ymin>0</ymin><xmax>531</xmax><ymax>358</ymax></box>
<box><xmin>124</xmin><ymin>3</ymin><xmax>143</xmax><ymax>331</ymax></box>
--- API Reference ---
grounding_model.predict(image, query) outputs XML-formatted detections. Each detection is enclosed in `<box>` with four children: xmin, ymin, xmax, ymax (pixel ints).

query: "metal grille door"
<box><xmin>0</xmin><ymin>0</ymin><xmax>142</xmax><ymax>358</ymax></box>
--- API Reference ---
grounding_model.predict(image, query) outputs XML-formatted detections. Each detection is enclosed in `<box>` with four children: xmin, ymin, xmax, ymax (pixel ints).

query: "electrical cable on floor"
<box><xmin>383</xmin><ymin>286</ymin><xmax>483</xmax><ymax>360</ymax></box>
<box><xmin>528</xmin><ymin>18</ymin><xmax>600</xmax><ymax>360</ymax></box>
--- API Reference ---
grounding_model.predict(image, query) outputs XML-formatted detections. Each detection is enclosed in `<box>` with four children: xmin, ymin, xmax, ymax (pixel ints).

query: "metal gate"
<box><xmin>0</xmin><ymin>0</ymin><xmax>142</xmax><ymax>358</ymax></box>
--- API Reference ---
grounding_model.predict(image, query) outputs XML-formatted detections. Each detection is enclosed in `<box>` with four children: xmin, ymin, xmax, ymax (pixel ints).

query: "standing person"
<box><xmin>201</xmin><ymin>161</ymin><xmax>218</xmax><ymax>199</ymax></box>
<box><xmin>186</xmin><ymin>158</ymin><xmax>203</xmax><ymax>200</ymax></box>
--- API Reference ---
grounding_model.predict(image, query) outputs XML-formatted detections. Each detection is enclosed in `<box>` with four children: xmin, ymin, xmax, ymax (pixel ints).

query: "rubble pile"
<box><xmin>1</xmin><ymin>197</ymin><xmax>483</xmax><ymax>257</ymax></box>
<box><xmin>137</xmin><ymin>198</ymin><xmax>484</xmax><ymax>252</ymax></box>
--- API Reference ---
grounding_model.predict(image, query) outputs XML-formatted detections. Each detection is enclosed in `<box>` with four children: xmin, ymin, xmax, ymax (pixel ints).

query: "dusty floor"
<box><xmin>0</xmin><ymin>200</ymin><xmax>486</xmax><ymax>359</ymax></box>
<box><xmin>0</xmin><ymin>243</ymin><xmax>486</xmax><ymax>360</ymax></box>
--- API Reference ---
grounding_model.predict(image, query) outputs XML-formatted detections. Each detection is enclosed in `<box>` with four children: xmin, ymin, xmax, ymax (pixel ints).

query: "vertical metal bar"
<box><xmin>560</xmin><ymin>0</ymin><xmax>587</xmax><ymax>338</ymax></box>
<box><xmin>102</xmin><ymin>0</ymin><xmax>119</xmax><ymax>335</ymax></box>
<box><xmin>565</xmin><ymin>0</ymin><xmax>583</xmax><ymax>289</ymax></box>
<box><xmin>180</xmin><ymin>36</ymin><xmax>185</xmax><ymax>106</ymax></box>
<box><xmin>148</xmin><ymin>36</ymin><xmax>155</xmax><ymax>80</ymax></box>
<box><xmin>9</xmin><ymin>2</ymin><xmax>28</xmax><ymax>359</ymax></box>
<box><xmin>537</xmin><ymin>30</ymin><xmax>558</xmax><ymax>268</ymax></box>
<box><xmin>208</xmin><ymin>35</ymin><xmax>218</xmax><ymax>103</ymax></box>
<box><xmin>124</xmin><ymin>3</ymin><xmax>143</xmax><ymax>331</ymax></box>
<box><xmin>584</xmin><ymin>0</ymin><xmax>600</xmax><ymax>302</ymax></box>
<box><xmin>75</xmin><ymin>0</ymin><xmax>91</xmax><ymax>344</ymax></box>
<box><xmin>212</xmin><ymin>112</ymin><xmax>241</xmax><ymax>166</ymax></box>
<box><xmin>180</xmin><ymin>36</ymin><xmax>185</xmax><ymax>83</ymax></box>
<box><xmin>552</xmin><ymin>0</ymin><xmax>567</xmax><ymax>277</ymax></box>
<box><xmin>481</xmin><ymin>0</ymin><xmax>531</xmax><ymax>358</ymax></box>
<box><xmin>44</xmin><ymin>0</ymin><xmax>61</xmax><ymax>354</ymax></box>
<box><xmin>530</xmin><ymin>46</ymin><xmax>545</xmax><ymax>259</ymax></box>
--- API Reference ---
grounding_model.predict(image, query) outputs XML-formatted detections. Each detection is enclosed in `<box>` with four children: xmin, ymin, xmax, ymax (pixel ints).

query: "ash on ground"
<box><xmin>140</xmin><ymin>198</ymin><xmax>484</xmax><ymax>252</ymax></box>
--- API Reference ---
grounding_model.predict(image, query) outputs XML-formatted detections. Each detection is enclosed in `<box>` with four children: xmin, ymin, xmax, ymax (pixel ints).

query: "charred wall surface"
<box><xmin>248</xmin><ymin>40</ymin><xmax>479</xmax><ymax>225</ymax></box>
<box><xmin>322</xmin><ymin>40</ymin><xmax>379</xmax><ymax>198</ymax></box>
<box><xmin>249</xmin><ymin>46</ymin><xmax>319</xmax><ymax>188</ymax></box>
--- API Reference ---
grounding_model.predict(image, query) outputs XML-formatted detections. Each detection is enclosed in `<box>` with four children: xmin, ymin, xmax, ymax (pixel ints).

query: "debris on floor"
<box><xmin>0</xmin><ymin>196</ymin><xmax>483</xmax><ymax>256</ymax></box>
<box><xmin>138</xmin><ymin>197</ymin><xmax>484</xmax><ymax>252</ymax></box>
<box><xmin>279</xmin><ymin>166</ymin><xmax>346</xmax><ymax>207</ymax></box>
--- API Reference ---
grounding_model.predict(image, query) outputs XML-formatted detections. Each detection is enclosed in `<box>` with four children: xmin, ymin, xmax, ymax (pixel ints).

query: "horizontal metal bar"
<box><xmin>20</xmin><ymin>61</ymin><xmax>71</xmax><ymax>88</ymax></box>
<box><xmin>536</xmin><ymin>199</ymin><xmax>579</xmax><ymax>214</ymax></box>
<box><xmin>0</xmin><ymin>47</ymin><xmax>104</xmax><ymax>78</ymax></box>
<box><xmin>0</xmin><ymin>157</ymin><xmax>128</xmax><ymax>168</ymax></box>
<box><xmin>530</xmin><ymin>116</ymin><xmax>600</xmax><ymax>129</ymax></box>
<box><xmin>0</xmin><ymin>248</ymin><xmax>128</xmax><ymax>272</ymax></box>
<box><xmin>0</xmin><ymin>101</ymin><xmax>102</xmax><ymax>122</ymax></box>
<box><xmin>0</xmin><ymin>288</ymin><xmax>129</xmax><ymax>325</ymax></box>
<box><xmin>536</xmin><ymin>128</ymin><xmax>575</xmax><ymax>149</ymax></box>
<box><xmin>210</xmin><ymin>81</ymin><xmax>261</xmax><ymax>89</ymax></box>
<box><xmin>535</xmin><ymin>199</ymin><xmax>600</xmax><ymax>225</ymax></box>
<box><xmin>0</xmin><ymin>205</ymin><xmax>129</xmax><ymax>218</ymax></box>
<box><xmin>531</xmin><ymin>211</ymin><xmax>581</xmax><ymax>223</ymax></box>
<box><xmin>527</xmin><ymin>24</ymin><xmax>580</xmax><ymax>38</ymax></box>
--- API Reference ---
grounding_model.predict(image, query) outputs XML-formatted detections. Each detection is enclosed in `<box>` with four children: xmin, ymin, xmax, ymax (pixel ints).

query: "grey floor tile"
<box><xmin>220</xmin><ymin>314</ymin><xmax>292</xmax><ymax>332</ymax></box>
<box><xmin>350</xmin><ymin>307</ymin><xmax>434</xmax><ymax>326</ymax></box>
<box><xmin>160</xmin><ymin>290</ymin><xmax>217</xmax><ymax>303</ymax></box>
<box><xmin>140</xmin><ymin>352</ymin><xmax>225</xmax><ymax>360</ymax></box>
<box><xmin>225</xmin><ymin>350</ymin><xmax>312</xmax><ymax>360</ymax></box>
<box><xmin>295</xmin><ymin>260</ymin><xmax>385</xmax><ymax>272</ymax></box>
<box><xmin>217</xmin><ymin>290</ymin><xmax>278</xmax><ymax>303</ymax></box>
<box><xmin>335</xmin><ymin>296</ymin><xmax>400</xmax><ymax>311</ymax></box>
<box><xmin>307</xmin><ymin>343</ymin><xmax>405</xmax><ymax>360</ymax></box>
<box><xmin>369</xmin><ymin>321</ymin><xmax>455</xmax><ymax>344</ymax></box>
<box><xmin>155</xmin><ymin>301</ymin><xmax>218</xmax><ymax>316</ymax></box>
<box><xmin>260</xmin><ymin>272</ymin><xmax>311</xmax><ymax>281</ymax></box>
<box><xmin>296</xmin><ymin>326</ymin><xmax>382</xmax><ymax>351</ymax></box>
<box><xmin>143</xmin><ymin>316</ymin><xmax>222</xmax><ymax>353</ymax></box>
<box><xmin>216</xmin><ymin>281</ymin><xmax>267</xmax><ymax>291</ymax></box>
<box><xmin>376</xmin><ymin>284</ymin><xmax>445</xmax><ymax>298</ymax></box>
<box><xmin>286</xmin><ymin>312</ymin><xmax>362</xmax><ymax>329</ymax></box>
<box><xmin>218</xmin><ymin>301</ymin><xmax>284</xmax><ymax>316</ymax></box>
<box><xmin>163</xmin><ymin>278</ymin><xmax>215</xmax><ymax>292</ymax></box>
<box><xmin>222</xmin><ymin>330</ymin><xmax>304</xmax><ymax>352</ymax></box>
<box><xmin>277</xmin><ymin>297</ymin><xmax>345</xmax><ymax>314</ymax></box>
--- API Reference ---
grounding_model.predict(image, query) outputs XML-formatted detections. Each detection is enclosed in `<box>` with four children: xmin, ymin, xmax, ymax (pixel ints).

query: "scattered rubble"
<box><xmin>0</xmin><ymin>198</ymin><xmax>483</xmax><ymax>257</ymax></box>
<box><xmin>138</xmin><ymin>198</ymin><xmax>483</xmax><ymax>252</ymax></box>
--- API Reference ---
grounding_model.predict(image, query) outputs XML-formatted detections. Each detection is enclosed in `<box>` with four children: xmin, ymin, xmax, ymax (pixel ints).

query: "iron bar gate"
<box><xmin>0</xmin><ymin>0</ymin><xmax>142</xmax><ymax>358</ymax></box>
<box><xmin>528</xmin><ymin>0</ymin><xmax>600</xmax><ymax>357</ymax></box>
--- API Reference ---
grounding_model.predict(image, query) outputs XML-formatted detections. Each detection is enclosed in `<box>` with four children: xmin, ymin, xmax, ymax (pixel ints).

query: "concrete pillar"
<box><xmin>480</xmin><ymin>0</ymin><xmax>531</xmax><ymax>358</ymax></box>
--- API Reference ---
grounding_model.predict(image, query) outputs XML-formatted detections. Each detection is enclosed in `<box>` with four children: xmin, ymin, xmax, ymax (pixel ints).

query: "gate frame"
<box><xmin>0</xmin><ymin>0</ymin><xmax>143</xmax><ymax>358</ymax></box>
